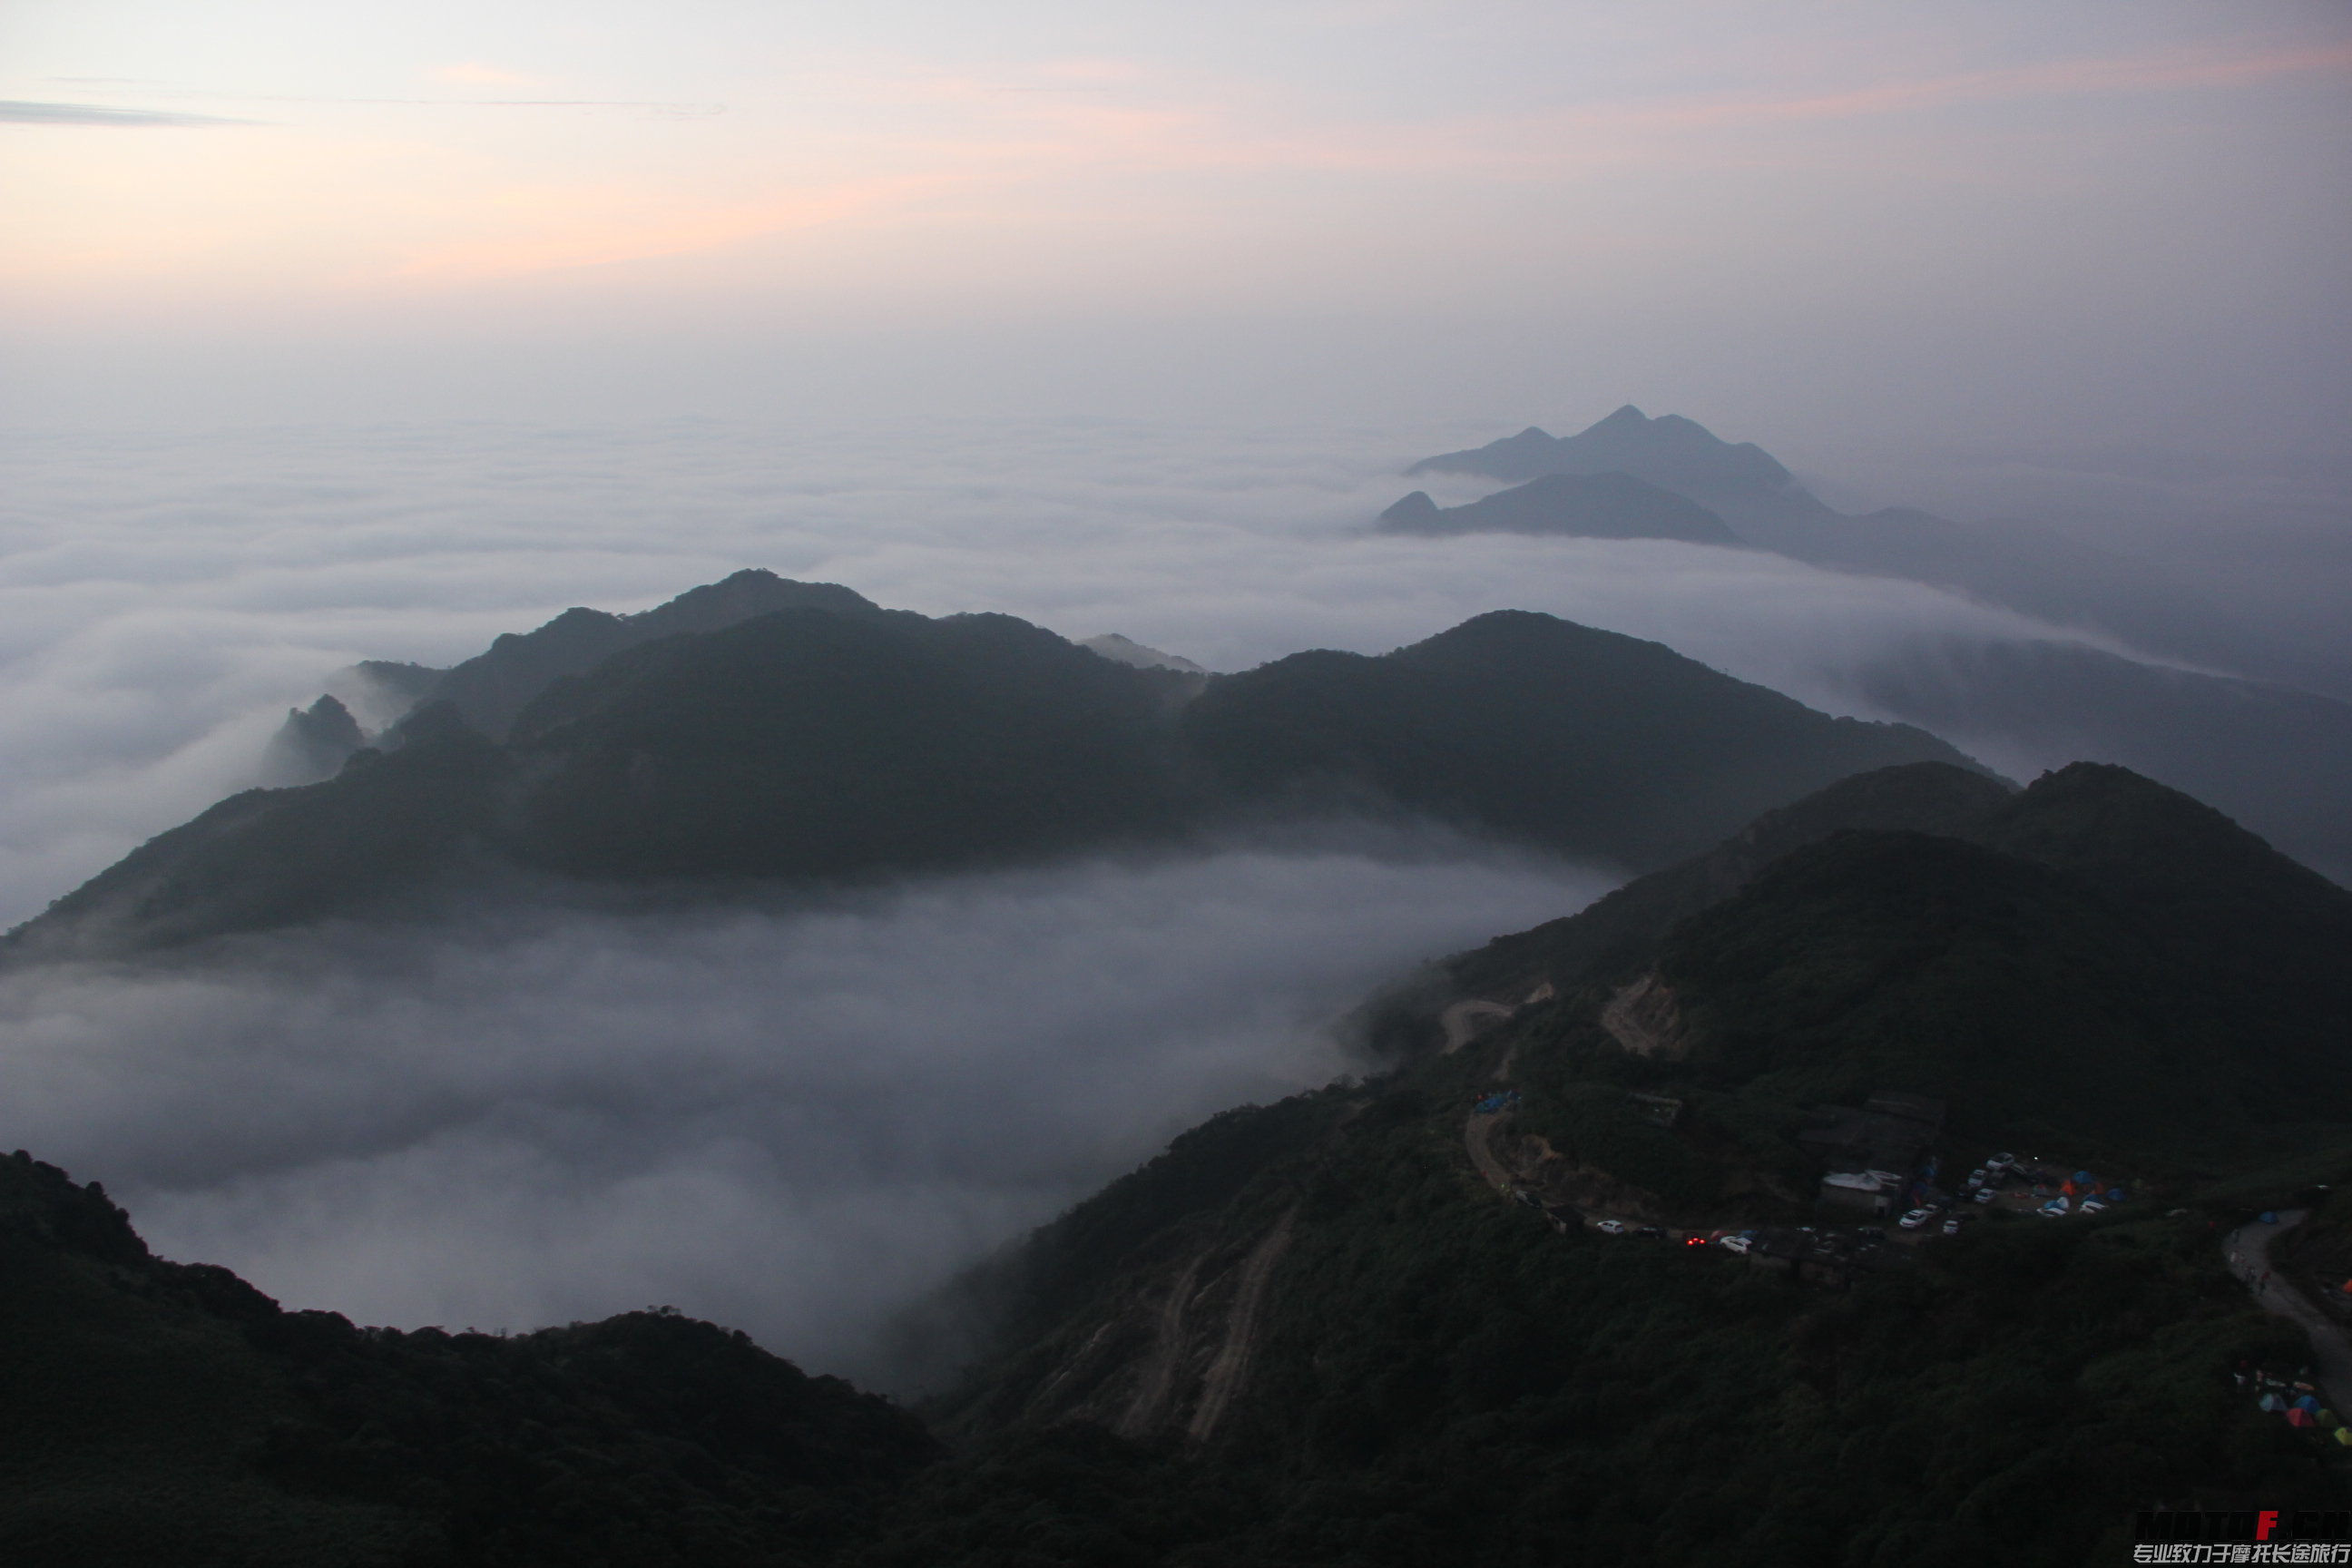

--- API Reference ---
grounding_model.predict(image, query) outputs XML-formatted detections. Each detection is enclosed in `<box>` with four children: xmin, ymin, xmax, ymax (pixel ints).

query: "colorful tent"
<box><xmin>2259</xmin><ymin>1393</ymin><xmax>2284</xmax><ymax>1412</ymax></box>
<box><xmin>2287</xmin><ymin>1407</ymin><xmax>2316</xmax><ymax>1428</ymax></box>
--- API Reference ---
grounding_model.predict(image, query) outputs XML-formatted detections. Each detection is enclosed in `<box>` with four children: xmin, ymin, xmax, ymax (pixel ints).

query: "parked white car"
<box><xmin>1898</xmin><ymin>1208</ymin><xmax>1937</xmax><ymax>1230</ymax></box>
<box><xmin>1593</xmin><ymin>1220</ymin><xmax>1628</xmax><ymax>1235</ymax></box>
<box><xmin>1716</xmin><ymin>1234</ymin><xmax>1753</xmax><ymax>1254</ymax></box>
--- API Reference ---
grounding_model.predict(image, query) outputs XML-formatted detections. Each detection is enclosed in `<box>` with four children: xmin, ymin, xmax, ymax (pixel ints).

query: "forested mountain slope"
<box><xmin>0</xmin><ymin>1152</ymin><xmax>937</xmax><ymax>1568</ymax></box>
<box><xmin>900</xmin><ymin>763</ymin><xmax>2352</xmax><ymax>1565</ymax></box>
<box><xmin>6</xmin><ymin>593</ymin><xmax>1973</xmax><ymax>957</ymax></box>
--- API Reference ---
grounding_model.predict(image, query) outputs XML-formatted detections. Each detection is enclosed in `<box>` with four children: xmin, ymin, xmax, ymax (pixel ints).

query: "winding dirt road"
<box><xmin>2225</xmin><ymin>1210</ymin><xmax>2352</xmax><ymax>1416</ymax></box>
<box><xmin>1187</xmin><ymin>1210</ymin><xmax>1298</xmax><ymax>1441</ymax></box>
<box><xmin>1441</xmin><ymin>999</ymin><xmax>1514</xmax><ymax>1053</ymax></box>
<box><xmin>1465</xmin><ymin>1106</ymin><xmax>1516</xmax><ymax>1193</ymax></box>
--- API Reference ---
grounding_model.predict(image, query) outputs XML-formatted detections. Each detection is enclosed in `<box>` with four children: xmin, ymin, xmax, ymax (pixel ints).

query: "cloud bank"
<box><xmin>0</xmin><ymin>840</ymin><xmax>1604</xmax><ymax>1386</ymax></box>
<box><xmin>0</xmin><ymin>416</ymin><xmax>2100</xmax><ymax>931</ymax></box>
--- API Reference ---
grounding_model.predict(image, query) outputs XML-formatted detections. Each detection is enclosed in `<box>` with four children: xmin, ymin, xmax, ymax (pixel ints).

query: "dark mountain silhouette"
<box><xmin>1645</xmin><ymin>764</ymin><xmax>2352</xmax><ymax>1159</ymax></box>
<box><xmin>1373</xmin><ymin>760</ymin><xmax>2017</xmax><ymax>1041</ymax></box>
<box><xmin>1410</xmin><ymin>407</ymin><xmax>2346</xmax><ymax>698</ymax></box>
<box><xmin>260</xmin><ymin>694</ymin><xmax>366</xmax><ymax>784</ymax></box>
<box><xmin>1411</xmin><ymin>406</ymin><xmax>1799</xmax><ymax>497</ymax></box>
<box><xmin>1851</xmin><ymin>637</ymin><xmax>2352</xmax><ymax>885</ymax></box>
<box><xmin>30</xmin><ymin>720</ymin><xmax>511</xmax><ymax>953</ymax></box>
<box><xmin>503</xmin><ymin>607</ymin><xmax>1200</xmax><ymax>884</ymax></box>
<box><xmin>5</xmin><ymin>589</ymin><xmax>1975</xmax><ymax>958</ymax></box>
<box><xmin>1080</xmin><ymin>632</ymin><xmax>1208</xmax><ymax>675</ymax></box>
<box><xmin>410</xmin><ymin>569</ymin><xmax>888</xmax><ymax>740</ymax></box>
<box><xmin>1375</xmin><ymin>471</ymin><xmax>1741</xmax><ymax>545</ymax></box>
<box><xmin>0</xmin><ymin>1151</ymin><xmax>938</xmax><ymax>1566</ymax></box>
<box><xmin>1182</xmin><ymin>610</ymin><xmax>1973</xmax><ymax>872</ymax></box>
<box><xmin>350</xmin><ymin>660</ymin><xmax>446</xmax><ymax>706</ymax></box>
<box><xmin>1390</xmin><ymin>759</ymin><xmax>2352</xmax><ymax>1160</ymax></box>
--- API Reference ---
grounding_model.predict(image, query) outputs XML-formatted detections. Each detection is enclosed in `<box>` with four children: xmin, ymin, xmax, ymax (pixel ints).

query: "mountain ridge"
<box><xmin>6</xmin><ymin>590</ymin><xmax>1978</xmax><ymax>959</ymax></box>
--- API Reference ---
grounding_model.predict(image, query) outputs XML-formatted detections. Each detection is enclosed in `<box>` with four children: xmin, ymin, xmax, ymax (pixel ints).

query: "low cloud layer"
<box><xmin>0</xmin><ymin>416</ymin><xmax>2114</xmax><ymax>930</ymax></box>
<box><xmin>0</xmin><ymin>840</ymin><xmax>1602</xmax><ymax>1386</ymax></box>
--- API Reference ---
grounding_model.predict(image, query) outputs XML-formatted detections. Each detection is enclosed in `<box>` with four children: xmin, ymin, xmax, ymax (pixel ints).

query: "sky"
<box><xmin>3</xmin><ymin>1</ymin><xmax>2348</xmax><ymax>456</ymax></box>
<box><xmin>1</xmin><ymin>1</ymin><xmax>2347</xmax><ymax>1377</ymax></box>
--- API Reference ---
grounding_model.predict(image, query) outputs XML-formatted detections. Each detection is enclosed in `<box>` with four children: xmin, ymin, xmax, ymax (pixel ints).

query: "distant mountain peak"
<box><xmin>260</xmin><ymin>693</ymin><xmax>367</xmax><ymax>785</ymax></box>
<box><xmin>1377</xmin><ymin>491</ymin><xmax>1445</xmax><ymax>528</ymax></box>
<box><xmin>1407</xmin><ymin>406</ymin><xmax>1795</xmax><ymax>496</ymax></box>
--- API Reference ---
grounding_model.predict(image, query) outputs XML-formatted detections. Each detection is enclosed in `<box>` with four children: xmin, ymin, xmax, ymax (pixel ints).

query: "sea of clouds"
<box><xmin>0</xmin><ymin>838</ymin><xmax>1602</xmax><ymax>1388</ymax></box>
<box><xmin>0</xmin><ymin>416</ymin><xmax>2081</xmax><ymax>929</ymax></box>
<box><xmin>0</xmin><ymin>414</ymin><xmax>2132</xmax><ymax>1380</ymax></box>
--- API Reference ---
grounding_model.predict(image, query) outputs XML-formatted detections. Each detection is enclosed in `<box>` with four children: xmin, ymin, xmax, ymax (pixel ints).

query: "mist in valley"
<box><xmin>0</xmin><ymin>833</ymin><xmax>1605</xmax><ymax>1384</ymax></box>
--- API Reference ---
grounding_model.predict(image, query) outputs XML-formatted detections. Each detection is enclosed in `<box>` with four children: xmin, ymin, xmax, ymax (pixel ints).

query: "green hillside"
<box><xmin>892</xmin><ymin>762</ymin><xmax>2352</xmax><ymax>1564</ymax></box>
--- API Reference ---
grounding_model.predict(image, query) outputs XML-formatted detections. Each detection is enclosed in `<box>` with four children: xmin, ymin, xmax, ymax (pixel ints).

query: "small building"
<box><xmin>1798</xmin><ymin>1088</ymin><xmax>1943</xmax><ymax>1203</ymax></box>
<box><xmin>1818</xmin><ymin>1168</ymin><xmax>1892</xmax><ymax>1218</ymax></box>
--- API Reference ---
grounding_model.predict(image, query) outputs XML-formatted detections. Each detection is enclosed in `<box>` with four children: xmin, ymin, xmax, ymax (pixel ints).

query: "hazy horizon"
<box><xmin>5</xmin><ymin>2</ymin><xmax>2347</xmax><ymax>455</ymax></box>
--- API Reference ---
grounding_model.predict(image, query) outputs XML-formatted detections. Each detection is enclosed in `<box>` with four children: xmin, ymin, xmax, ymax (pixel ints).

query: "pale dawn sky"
<box><xmin>3</xmin><ymin>1</ymin><xmax>2347</xmax><ymax>449</ymax></box>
